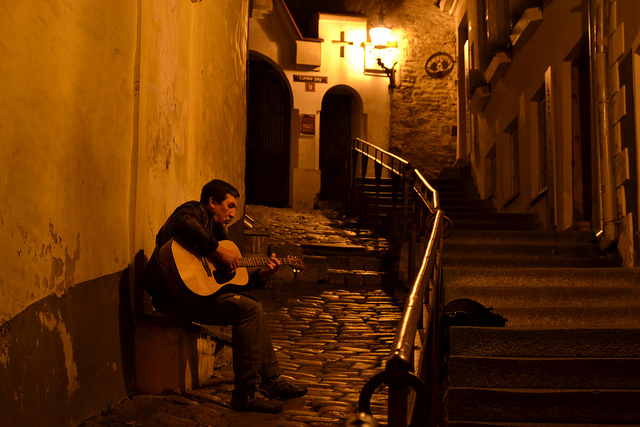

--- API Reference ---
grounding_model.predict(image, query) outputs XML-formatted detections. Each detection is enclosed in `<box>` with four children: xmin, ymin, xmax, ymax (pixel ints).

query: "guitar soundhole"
<box><xmin>213</xmin><ymin>269</ymin><xmax>236</xmax><ymax>284</ymax></box>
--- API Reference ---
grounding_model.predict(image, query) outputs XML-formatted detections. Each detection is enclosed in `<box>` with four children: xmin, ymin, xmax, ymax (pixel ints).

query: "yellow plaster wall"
<box><xmin>0</xmin><ymin>1</ymin><xmax>249</xmax><ymax>424</ymax></box>
<box><xmin>0</xmin><ymin>0</ymin><xmax>138</xmax><ymax>323</ymax></box>
<box><xmin>136</xmin><ymin>0</ymin><xmax>248</xmax><ymax>259</ymax></box>
<box><xmin>0</xmin><ymin>0</ymin><xmax>249</xmax><ymax>326</ymax></box>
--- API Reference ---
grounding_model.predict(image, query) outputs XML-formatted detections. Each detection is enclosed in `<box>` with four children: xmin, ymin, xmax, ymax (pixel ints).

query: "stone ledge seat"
<box><xmin>134</xmin><ymin>312</ymin><xmax>232</xmax><ymax>395</ymax></box>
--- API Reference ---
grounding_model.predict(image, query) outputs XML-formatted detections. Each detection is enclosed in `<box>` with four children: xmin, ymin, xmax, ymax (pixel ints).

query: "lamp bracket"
<box><xmin>377</xmin><ymin>58</ymin><xmax>397</xmax><ymax>90</ymax></box>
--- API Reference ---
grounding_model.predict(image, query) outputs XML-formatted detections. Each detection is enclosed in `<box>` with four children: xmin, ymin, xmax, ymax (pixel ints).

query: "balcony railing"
<box><xmin>343</xmin><ymin>138</ymin><xmax>450</xmax><ymax>427</ymax></box>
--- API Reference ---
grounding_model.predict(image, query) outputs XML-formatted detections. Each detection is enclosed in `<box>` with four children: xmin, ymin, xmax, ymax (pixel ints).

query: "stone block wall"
<box><xmin>381</xmin><ymin>0</ymin><xmax>458</xmax><ymax>179</ymax></box>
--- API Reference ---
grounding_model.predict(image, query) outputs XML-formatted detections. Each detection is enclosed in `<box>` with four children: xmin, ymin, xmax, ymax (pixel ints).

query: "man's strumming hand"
<box><xmin>212</xmin><ymin>245</ymin><xmax>239</xmax><ymax>271</ymax></box>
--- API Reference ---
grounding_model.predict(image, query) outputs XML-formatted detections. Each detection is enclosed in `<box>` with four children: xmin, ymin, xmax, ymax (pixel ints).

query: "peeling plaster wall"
<box><xmin>0</xmin><ymin>0</ymin><xmax>137</xmax><ymax>332</ymax></box>
<box><xmin>0</xmin><ymin>273</ymin><xmax>132</xmax><ymax>427</ymax></box>
<box><xmin>136</xmin><ymin>0</ymin><xmax>249</xmax><ymax>257</ymax></box>
<box><xmin>0</xmin><ymin>0</ymin><xmax>249</xmax><ymax>425</ymax></box>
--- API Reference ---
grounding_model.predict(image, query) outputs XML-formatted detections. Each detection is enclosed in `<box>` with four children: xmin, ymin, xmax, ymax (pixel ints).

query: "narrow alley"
<box><xmin>79</xmin><ymin>205</ymin><xmax>404</xmax><ymax>427</ymax></box>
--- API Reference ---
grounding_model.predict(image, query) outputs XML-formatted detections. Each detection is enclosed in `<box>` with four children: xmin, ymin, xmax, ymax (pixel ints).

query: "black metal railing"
<box><xmin>344</xmin><ymin>138</ymin><xmax>449</xmax><ymax>427</ymax></box>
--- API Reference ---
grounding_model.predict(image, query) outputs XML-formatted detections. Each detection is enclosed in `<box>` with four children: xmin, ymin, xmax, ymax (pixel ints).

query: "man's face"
<box><xmin>209</xmin><ymin>194</ymin><xmax>237</xmax><ymax>226</ymax></box>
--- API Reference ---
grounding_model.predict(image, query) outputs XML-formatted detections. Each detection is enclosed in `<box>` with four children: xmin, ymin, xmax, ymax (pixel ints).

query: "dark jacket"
<box><xmin>155</xmin><ymin>200</ymin><xmax>225</xmax><ymax>255</ymax></box>
<box><xmin>138</xmin><ymin>201</ymin><xmax>228</xmax><ymax>300</ymax></box>
<box><xmin>138</xmin><ymin>200</ymin><xmax>263</xmax><ymax>305</ymax></box>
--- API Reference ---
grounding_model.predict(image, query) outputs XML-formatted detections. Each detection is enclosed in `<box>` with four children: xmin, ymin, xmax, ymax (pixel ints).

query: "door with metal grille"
<box><xmin>246</xmin><ymin>60</ymin><xmax>290</xmax><ymax>207</ymax></box>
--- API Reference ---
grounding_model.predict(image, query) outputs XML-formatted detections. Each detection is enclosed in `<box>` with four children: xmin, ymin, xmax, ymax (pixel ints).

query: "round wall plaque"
<box><xmin>425</xmin><ymin>52</ymin><xmax>454</xmax><ymax>78</ymax></box>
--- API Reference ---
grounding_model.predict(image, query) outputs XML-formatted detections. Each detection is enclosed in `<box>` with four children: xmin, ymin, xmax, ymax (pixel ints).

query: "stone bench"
<box><xmin>134</xmin><ymin>313</ymin><xmax>232</xmax><ymax>395</ymax></box>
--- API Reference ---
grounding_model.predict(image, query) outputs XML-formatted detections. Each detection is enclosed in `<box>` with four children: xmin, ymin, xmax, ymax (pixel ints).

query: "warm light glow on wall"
<box><xmin>370</xmin><ymin>26</ymin><xmax>392</xmax><ymax>48</ymax></box>
<box><xmin>364</xmin><ymin>30</ymin><xmax>398</xmax><ymax>74</ymax></box>
<box><xmin>364</xmin><ymin>42</ymin><xmax>397</xmax><ymax>71</ymax></box>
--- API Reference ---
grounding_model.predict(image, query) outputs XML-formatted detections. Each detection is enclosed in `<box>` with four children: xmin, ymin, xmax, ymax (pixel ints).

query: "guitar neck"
<box><xmin>238</xmin><ymin>256</ymin><xmax>289</xmax><ymax>268</ymax></box>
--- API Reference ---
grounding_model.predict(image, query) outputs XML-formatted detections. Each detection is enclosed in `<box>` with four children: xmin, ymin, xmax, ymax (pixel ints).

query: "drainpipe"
<box><xmin>589</xmin><ymin>0</ymin><xmax>618</xmax><ymax>251</ymax></box>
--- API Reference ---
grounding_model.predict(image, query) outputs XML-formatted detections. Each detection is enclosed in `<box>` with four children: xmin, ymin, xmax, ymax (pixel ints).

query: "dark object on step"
<box><xmin>443</xmin><ymin>298</ymin><xmax>507</xmax><ymax>328</ymax></box>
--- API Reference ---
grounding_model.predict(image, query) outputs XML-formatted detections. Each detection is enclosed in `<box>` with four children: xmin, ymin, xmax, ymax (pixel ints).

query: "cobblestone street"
<box><xmin>81</xmin><ymin>206</ymin><xmax>403</xmax><ymax>427</ymax></box>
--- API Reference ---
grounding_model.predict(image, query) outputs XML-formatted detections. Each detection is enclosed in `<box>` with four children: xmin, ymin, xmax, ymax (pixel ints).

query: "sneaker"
<box><xmin>230</xmin><ymin>386</ymin><xmax>283</xmax><ymax>413</ymax></box>
<box><xmin>260</xmin><ymin>375</ymin><xmax>308</xmax><ymax>400</ymax></box>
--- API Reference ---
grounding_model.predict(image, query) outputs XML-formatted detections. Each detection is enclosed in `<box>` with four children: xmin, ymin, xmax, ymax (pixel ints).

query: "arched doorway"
<box><xmin>246</xmin><ymin>57</ymin><xmax>291</xmax><ymax>207</ymax></box>
<box><xmin>319</xmin><ymin>86</ymin><xmax>363</xmax><ymax>203</ymax></box>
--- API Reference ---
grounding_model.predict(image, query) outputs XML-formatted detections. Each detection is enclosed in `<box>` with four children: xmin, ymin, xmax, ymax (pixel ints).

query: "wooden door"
<box><xmin>246</xmin><ymin>60</ymin><xmax>290</xmax><ymax>207</ymax></box>
<box><xmin>320</xmin><ymin>93</ymin><xmax>352</xmax><ymax>202</ymax></box>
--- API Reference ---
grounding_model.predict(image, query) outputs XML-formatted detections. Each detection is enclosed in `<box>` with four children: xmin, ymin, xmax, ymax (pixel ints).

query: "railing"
<box><xmin>344</xmin><ymin>138</ymin><xmax>450</xmax><ymax>427</ymax></box>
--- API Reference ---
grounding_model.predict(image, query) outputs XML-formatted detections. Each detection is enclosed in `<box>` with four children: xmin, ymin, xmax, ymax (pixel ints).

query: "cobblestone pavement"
<box><xmin>81</xmin><ymin>206</ymin><xmax>402</xmax><ymax>427</ymax></box>
<box><xmin>245</xmin><ymin>205</ymin><xmax>389</xmax><ymax>250</ymax></box>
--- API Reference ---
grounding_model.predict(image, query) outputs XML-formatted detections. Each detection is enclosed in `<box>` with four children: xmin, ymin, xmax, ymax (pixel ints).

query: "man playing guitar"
<box><xmin>138</xmin><ymin>179</ymin><xmax>307</xmax><ymax>413</ymax></box>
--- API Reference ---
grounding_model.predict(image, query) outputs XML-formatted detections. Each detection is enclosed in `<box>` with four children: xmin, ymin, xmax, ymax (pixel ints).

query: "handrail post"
<box><xmin>389</xmin><ymin>385</ymin><xmax>409</xmax><ymax>427</ymax></box>
<box><xmin>374</xmin><ymin>160</ymin><xmax>383</xmax><ymax>232</ymax></box>
<box><xmin>346</xmin><ymin>139</ymin><xmax>448</xmax><ymax>427</ymax></box>
<box><xmin>360</xmin><ymin>154</ymin><xmax>369</xmax><ymax>228</ymax></box>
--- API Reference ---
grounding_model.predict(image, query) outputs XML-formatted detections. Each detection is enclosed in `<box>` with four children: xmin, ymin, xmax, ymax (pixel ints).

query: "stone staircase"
<box><xmin>434</xmin><ymin>167</ymin><xmax>640</xmax><ymax>426</ymax></box>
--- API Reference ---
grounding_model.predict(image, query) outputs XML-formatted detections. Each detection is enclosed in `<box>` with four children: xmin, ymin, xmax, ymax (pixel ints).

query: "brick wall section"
<box><xmin>285</xmin><ymin>0</ymin><xmax>458</xmax><ymax>179</ymax></box>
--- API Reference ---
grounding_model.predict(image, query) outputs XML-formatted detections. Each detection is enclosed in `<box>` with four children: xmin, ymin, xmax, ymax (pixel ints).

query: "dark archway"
<box><xmin>246</xmin><ymin>58</ymin><xmax>291</xmax><ymax>207</ymax></box>
<box><xmin>319</xmin><ymin>86</ymin><xmax>362</xmax><ymax>203</ymax></box>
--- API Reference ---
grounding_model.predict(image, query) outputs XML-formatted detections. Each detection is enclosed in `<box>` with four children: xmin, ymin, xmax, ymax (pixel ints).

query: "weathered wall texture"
<box><xmin>135</xmin><ymin>0</ymin><xmax>249</xmax><ymax>259</ymax></box>
<box><xmin>0</xmin><ymin>0</ymin><xmax>137</xmax><ymax>333</ymax></box>
<box><xmin>285</xmin><ymin>0</ymin><xmax>458</xmax><ymax>179</ymax></box>
<box><xmin>379</xmin><ymin>1</ymin><xmax>458</xmax><ymax>179</ymax></box>
<box><xmin>0</xmin><ymin>1</ymin><xmax>249</xmax><ymax>425</ymax></box>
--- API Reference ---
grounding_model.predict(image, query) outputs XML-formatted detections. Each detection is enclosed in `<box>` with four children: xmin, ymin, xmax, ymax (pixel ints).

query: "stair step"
<box><xmin>431</xmin><ymin>177</ymin><xmax>474</xmax><ymax>186</ymax></box>
<box><xmin>437</xmin><ymin>165</ymin><xmax>471</xmax><ymax>180</ymax></box>
<box><xmin>444</xmin><ymin>268</ymin><xmax>640</xmax><ymax>326</ymax></box>
<box><xmin>447</xmin><ymin>388</ymin><xmax>640</xmax><ymax>424</ymax></box>
<box><xmin>448</xmin><ymin>327</ymin><xmax>640</xmax><ymax>358</ymax></box>
<box><xmin>443</xmin><ymin>267</ymin><xmax>640</xmax><ymax>290</ymax></box>
<box><xmin>439</xmin><ymin>197</ymin><xmax>491</xmax><ymax>207</ymax></box>
<box><xmin>439</xmin><ymin>192</ymin><xmax>482</xmax><ymax>201</ymax></box>
<box><xmin>447</xmin><ymin>213</ymin><xmax>539</xmax><ymax>230</ymax></box>
<box><xmin>443</xmin><ymin>241</ymin><xmax>602</xmax><ymax>259</ymax></box>
<box><xmin>441</xmin><ymin>205</ymin><xmax>496</xmax><ymax>214</ymax></box>
<box><xmin>445</xmin><ymin>285</ymin><xmax>639</xmax><ymax>308</ymax></box>
<box><xmin>433</xmin><ymin>186</ymin><xmax>480</xmax><ymax>197</ymax></box>
<box><xmin>444</xmin><ymin>283</ymin><xmax>640</xmax><ymax>308</ymax></box>
<box><xmin>445</xmin><ymin>229</ymin><xmax>597</xmax><ymax>244</ymax></box>
<box><xmin>435</xmin><ymin>168</ymin><xmax>639</xmax><ymax>426</ymax></box>
<box><xmin>473</xmin><ymin>306</ymin><xmax>640</xmax><ymax>328</ymax></box>
<box><xmin>443</xmin><ymin>256</ymin><xmax>620</xmax><ymax>268</ymax></box>
<box><xmin>449</xmin><ymin>356</ymin><xmax>640</xmax><ymax>389</ymax></box>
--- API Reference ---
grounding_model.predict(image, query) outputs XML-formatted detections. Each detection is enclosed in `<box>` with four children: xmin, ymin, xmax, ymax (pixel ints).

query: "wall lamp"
<box><xmin>369</xmin><ymin>25</ymin><xmax>397</xmax><ymax>90</ymax></box>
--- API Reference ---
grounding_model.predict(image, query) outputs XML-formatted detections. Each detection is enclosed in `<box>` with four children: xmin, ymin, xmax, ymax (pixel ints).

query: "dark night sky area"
<box><xmin>283</xmin><ymin>0</ymin><xmax>407</xmax><ymax>38</ymax></box>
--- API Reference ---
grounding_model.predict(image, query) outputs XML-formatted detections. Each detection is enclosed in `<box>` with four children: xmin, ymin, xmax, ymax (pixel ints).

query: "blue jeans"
<box><xmin>152</xmin><ymin>291</ymin><xmax>280</xmax><ymax>389</ymax></box>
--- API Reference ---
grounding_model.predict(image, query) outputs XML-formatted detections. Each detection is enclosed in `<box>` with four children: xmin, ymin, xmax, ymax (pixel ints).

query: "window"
<box><xmin>485</xmin><ymin>145</ymin><xmax>497</xmax><ymax>198</ymax></box>
<box><xmin>537</xmin><ymin>95</ymin><xmax>548</xmax><ymax>190</ymax></box>
<box><xmin>505</xmin><ymin>118</ymin><xmax>520</xmax><ymax>202</ymax></box>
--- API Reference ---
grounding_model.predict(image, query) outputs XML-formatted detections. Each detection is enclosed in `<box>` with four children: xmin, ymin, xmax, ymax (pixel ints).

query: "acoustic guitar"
<box><xmin>158</xmin><ymin>238</ymin><xmax>304</xmax><ymax>299</ymax></box>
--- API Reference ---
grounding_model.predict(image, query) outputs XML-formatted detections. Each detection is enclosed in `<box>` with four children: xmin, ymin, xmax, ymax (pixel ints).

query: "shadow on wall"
<box><xmin>0</xmin><ymin>268</ymin><xmax>136</xmax><ymax>426</ymax></box>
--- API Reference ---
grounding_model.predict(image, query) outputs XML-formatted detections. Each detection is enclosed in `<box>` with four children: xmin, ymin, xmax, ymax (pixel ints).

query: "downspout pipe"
<box><xmin>589</xmin><ymin>0</ymin><xmax>618</xmax><ymax>251</ymax></box>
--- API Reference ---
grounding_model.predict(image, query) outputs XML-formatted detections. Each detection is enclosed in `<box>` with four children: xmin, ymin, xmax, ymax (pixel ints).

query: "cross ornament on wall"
<box><xmin>332</xmin><ymin>31</ymin><xmax>353</xmax><ymax>58</ymax></box>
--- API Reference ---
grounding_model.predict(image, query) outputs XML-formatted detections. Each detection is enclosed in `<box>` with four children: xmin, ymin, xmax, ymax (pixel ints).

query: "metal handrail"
<box><xmin>345</xmin><ymin>138</ymin><xmax>449</xmax><ymax>427</ymax></box>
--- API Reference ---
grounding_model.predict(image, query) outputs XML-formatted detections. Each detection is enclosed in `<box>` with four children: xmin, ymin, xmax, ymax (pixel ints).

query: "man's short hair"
<box><xmin>200</xmin><ymin>179</ymin><xmax>240</xmax><ymax>204</ymax></box>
